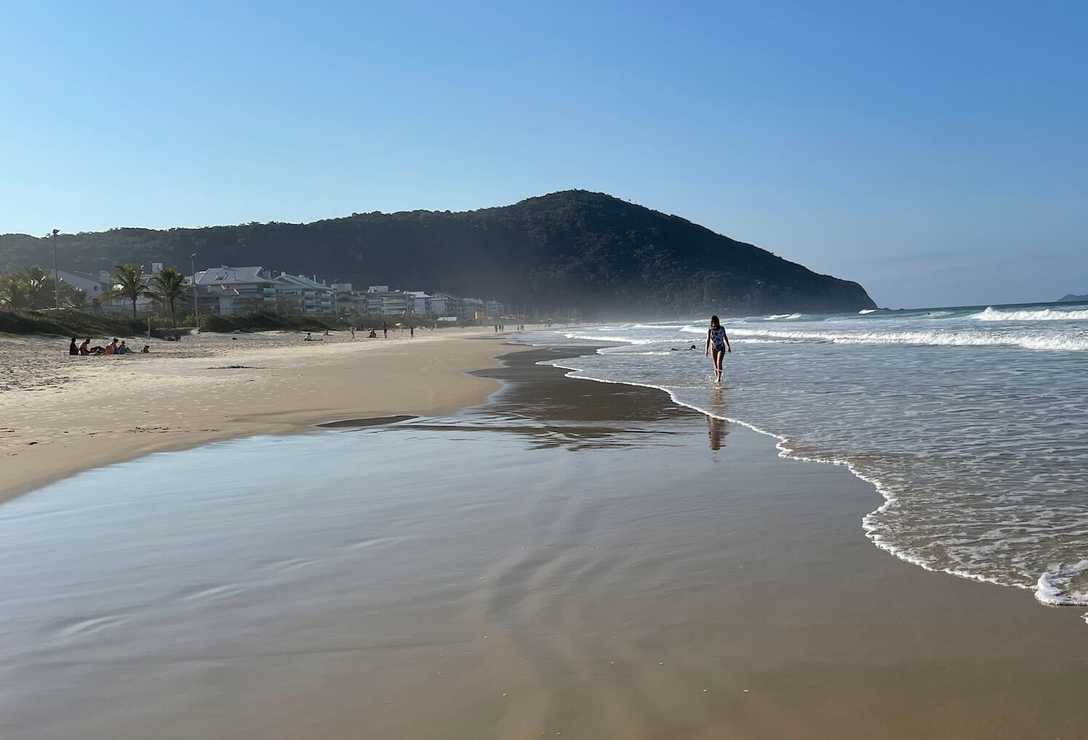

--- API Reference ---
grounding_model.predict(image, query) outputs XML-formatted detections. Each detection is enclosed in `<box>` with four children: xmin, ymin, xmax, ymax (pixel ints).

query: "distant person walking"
<box><xmin>409</xmin><ymin>324</ymin><xmax>414</xmax><ymax>338</ymax></box>
<box><xmin>383</xmin><ymin>322</ymin><xmax>388</xmax><ymax>339</ymax></box>
<box><xmin>704</xmin><ymin>315</ymin><xmax>731</xmax><ymax>383</ymax></box>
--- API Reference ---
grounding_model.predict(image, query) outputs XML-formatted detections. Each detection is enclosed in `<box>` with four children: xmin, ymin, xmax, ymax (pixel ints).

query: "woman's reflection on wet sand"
<box><xmin>707</xmin><ymin>415</ymin><xmax>725</xmax><ymax>450</ymax></box>
<box><xmin>705</xmin><ymin>387</ymin><xmax>729</xmax><ymax>451</ymax></box>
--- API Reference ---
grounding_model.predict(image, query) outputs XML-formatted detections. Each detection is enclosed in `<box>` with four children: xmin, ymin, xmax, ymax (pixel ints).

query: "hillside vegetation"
<box><xmin>0</xmin><ymin>191</ymin><xmax>875</xmax><ymax>316</ymax></box>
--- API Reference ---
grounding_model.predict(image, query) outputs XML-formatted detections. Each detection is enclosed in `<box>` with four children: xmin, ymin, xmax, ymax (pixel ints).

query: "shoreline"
<box><xmin>0</xmin><ymin>329</ymin><xmax>503</xmax><ymax>503</ymax></box>
<box><xmin>7</xmin><ymin>331</ymin><xmax>1082</xmax><ymax>625</ymax></box>
<box><xmin>543</xmin><ymin>350</ymin><xmax>1086</xmax><ymax>621</ymax></box>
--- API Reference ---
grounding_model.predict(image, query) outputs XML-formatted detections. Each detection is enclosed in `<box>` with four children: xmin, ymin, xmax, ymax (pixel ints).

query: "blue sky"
<box><xmin>2</xmin><ymin>1</ymin><xmax>1085</xmax><ymax>307</ymax></box>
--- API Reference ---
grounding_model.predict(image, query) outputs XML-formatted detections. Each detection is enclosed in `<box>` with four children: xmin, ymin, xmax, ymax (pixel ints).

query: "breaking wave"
<box><xmin>727</xmin><ymin>328</ymin><xmax>1088</xmax><ymax>351</ymax></box>
<box><xmin>1035</xmin><ymin>560</ymin><xmax>1088</xmax><ymax>606</ymax></box>
<box><xmin>972</xmin><ymin>306</ymin><xmax>1088</xmax><ymax>322</ymax></box>
<box><xmin>561</xmin><ymin>332</ymin><xmax>655</xmax><ymax>345</ymax></box>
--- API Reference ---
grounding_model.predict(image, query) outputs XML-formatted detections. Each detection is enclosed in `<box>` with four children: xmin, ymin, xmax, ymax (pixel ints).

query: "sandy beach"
<box><xmin>1</xmin><ymin>345</ymin><xmax>1086</xmax><ymax>740</ymax></box>
<box><xmin>0</xmin><ymin>328</ymin><xmax>501</xmax><ymax>502</ymax></box>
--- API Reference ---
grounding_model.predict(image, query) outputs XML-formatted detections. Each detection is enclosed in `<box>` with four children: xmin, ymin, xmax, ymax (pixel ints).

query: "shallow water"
<box><xmin>524</xmin><ymin>301</ymin><xmax>1088</xmax><ymax>609</ymax></box>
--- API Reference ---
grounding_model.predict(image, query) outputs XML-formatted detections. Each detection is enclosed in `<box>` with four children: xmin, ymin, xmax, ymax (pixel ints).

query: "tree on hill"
<box><xmin>0</xmin><ymin>267</ymin><xmax>86</xmax><ymax>310</ymax></box>
<box><xmin>149</xmin><ymin>266</ymin><xmax>185</xmax><ymax>326</ymax></box>
<box><xmin>23</xmin><ymin>267</ymin><xmax>53</xmax><ymax>307</ymax></box>
<box><xmin>111</xmin><ymin>264</ymin><xmax>148</xmax><ymax>319</ymax></box>
<box><xmin>0</xmin><ymin>273</ymin><xmax>29</xmax><ymax>311</ymax></box>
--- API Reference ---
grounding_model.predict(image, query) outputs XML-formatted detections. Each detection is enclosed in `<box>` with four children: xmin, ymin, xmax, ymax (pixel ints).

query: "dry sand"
<box><xmin>0</xmin><ymin>328</ymin><xmax>502</xmax><ymax>502</ymax></box>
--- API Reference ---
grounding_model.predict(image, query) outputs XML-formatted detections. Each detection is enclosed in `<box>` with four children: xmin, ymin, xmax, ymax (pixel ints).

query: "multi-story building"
<box><xmin>330</xmin><ymin>283</ymin><xmax>358</xmax><ymax>315</ymax></box>
<box><xmin>193</xmin><ymin>266</ymin><xmax>336</xmax><ymax>316</ymax></box>
<box><xmin>427</xmin><ymin>293</ymin><xmax>450</xmax><ymax>316</ymax></box>
<box><xmin>366</xmin><ymin>291</ymin><xmax>408</xmax><ymax>317</ymax></box>
<box><xmin>461</xmin><ymin>297</ymin><xmax>485</xmax><ymax>320</ymax></box>
<box><xmin>55</xmin><ymin>269</ymin><xmax>109</xmax><ymax>303</ymax></box>
<box><xmin>194</xmin><ymin>266</ymin><xmax>278</xmax><ymax>316</ymax></box>
<box><xmin>405</xmin><ymin>291</ymin><xmax>431</xmax><ymax>315</ymax></box>
<box><xmin>273</xmin><ymin>273</ymin><xmax>336</xmax><ymax>315</ymax></box>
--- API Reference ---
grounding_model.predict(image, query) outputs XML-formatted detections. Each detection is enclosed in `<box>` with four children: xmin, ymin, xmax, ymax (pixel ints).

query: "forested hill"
<box><xmin>0</xmin><ymin>191</ymin><xmax>876</xmax><ymax>316</ymax></box>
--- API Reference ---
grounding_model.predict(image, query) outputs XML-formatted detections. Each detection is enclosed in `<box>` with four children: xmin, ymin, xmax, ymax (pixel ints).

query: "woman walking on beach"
<box><xmin>704</xmin><ymin>315</ymin><xmax>731</xmax><ymax>383</ymax></box>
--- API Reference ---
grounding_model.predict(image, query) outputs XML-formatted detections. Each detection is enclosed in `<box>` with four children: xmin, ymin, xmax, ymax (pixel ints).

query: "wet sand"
<box><xmin>0</xmin><ymin>348</ymin><xmax>1085</xmax><ymax>739</ymax></box>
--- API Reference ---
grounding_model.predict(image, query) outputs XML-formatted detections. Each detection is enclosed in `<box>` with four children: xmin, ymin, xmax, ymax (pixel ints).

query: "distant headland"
<box><xmin>0</xmin><ymin>190</ymin><xmax>876</xmax><ymax>317</ymax></box>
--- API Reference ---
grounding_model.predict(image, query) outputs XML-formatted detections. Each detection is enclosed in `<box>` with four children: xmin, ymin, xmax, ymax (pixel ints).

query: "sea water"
<box><xmin>523</xmin><ymin>301</ymin><xmax>1088</xmax><ymax>612</ymax></box>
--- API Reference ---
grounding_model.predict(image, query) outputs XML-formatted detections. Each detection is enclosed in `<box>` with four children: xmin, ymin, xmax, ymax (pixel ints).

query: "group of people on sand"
<box><xmin>306</xmin><ymin>324</ymin><xmax>417</xmax><ymax>342</ymax></box>
<box><xmin>69</xmin><ymin>337</ymin><xmax>149</xmax><ymax>356</ymax></box>
<box><xmin>493</xmin><ymin>323</ymin><xmax>527</xmax><ymax>333</ymax></box>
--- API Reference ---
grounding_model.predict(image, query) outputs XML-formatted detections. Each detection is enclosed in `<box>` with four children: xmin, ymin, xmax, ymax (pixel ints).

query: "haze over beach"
<box><xmin>2</xmin><ymin>3</ymin><xmax>1087</xmax><ymax>740</ymax></box>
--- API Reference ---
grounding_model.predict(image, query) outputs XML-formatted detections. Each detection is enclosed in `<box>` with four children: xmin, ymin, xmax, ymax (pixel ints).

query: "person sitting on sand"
<box><xmin>305</xmin><ymin>332</ymin><xmax>313</xmax><ymax>341</ymax></box>
<box><xmin>78</xmin><ymin>338</ymin><xmax>91</xmax><ymax>355</ymax></box>
<box><xmin>704</xmin><ymin>315</ymin><xmax>731</xmax><ymax>383</ymax></box>
<box><xmin>104</xmin><ymin>338</ymin><xmax>118</xmax><ymax>355</ymax></box>
<box><xmin>141</xmin><ymin>345</ymin><xmax>150</xmax><ymax>353</ymax></box>
<box><xmin>68</xmin><ymin>337</ymin><xmax>79</xmax><ymax>356</ymax></box>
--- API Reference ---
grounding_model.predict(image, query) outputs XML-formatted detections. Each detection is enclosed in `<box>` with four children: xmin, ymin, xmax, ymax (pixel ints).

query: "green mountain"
<box><xmin>0</xmin><ymin>190</ymin><xmax>875</xmax><ymax>316</ymax></box>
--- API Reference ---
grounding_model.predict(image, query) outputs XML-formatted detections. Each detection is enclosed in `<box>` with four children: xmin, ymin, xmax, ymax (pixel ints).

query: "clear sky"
<box><xmin>2</xmin><ymin>1</ymin><xmax>1085</xmax><ymax>307</ymax></box>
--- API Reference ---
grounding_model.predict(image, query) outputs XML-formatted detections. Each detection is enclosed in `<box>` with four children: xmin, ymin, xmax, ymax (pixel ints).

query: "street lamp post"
<box><xmin>51</xmin><ymin>228</ymin><xmax>60</xmax><ymax>309</ymax></box>
<box><xmin>191</xmin><ymin>252</ymin><xmax>199</xmax><ymax>329</ymax></box>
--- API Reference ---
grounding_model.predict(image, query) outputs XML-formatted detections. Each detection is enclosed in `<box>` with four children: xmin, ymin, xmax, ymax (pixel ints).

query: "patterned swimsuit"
<box><xmin>710</xmin><ymin>326</ymin><xmax>727</xmax><ymax>352</ymax></box>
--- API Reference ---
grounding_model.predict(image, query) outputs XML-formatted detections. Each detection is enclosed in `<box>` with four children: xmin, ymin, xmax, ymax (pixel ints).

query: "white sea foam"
<box><xmin>1035</xmin><ymin>560</ymin><xmax>1088</xmax><ymax>606</ymax></box>
<box><xmin>765</xmin><ymin>313</ymin><xmax>802</xmax><ymax>320</ymax></box>
<box><xmin>972</xmin><ymin>306</ymin><xmax>1088</xmax><ymax>322</ymax></box>
<box><xmin>561</xmin><ymin>332</ymin><xmax>655</xmax><ymax>345</ymax></box>
<box><xmin>858</xmin><ymin>309</ymin><xmax>877</xmax><ymax>314</ymax></box>
<box><xmin>728</xmin><ymin>327</ymin><xmax>1088</xmax><ymax>351</ymax></box>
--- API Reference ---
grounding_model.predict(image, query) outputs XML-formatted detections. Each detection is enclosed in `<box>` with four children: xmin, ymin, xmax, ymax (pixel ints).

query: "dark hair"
<box><xmin>710</xmin><ymin>315</ymin><xmax>720</xmax><ymax>328</ymax></box>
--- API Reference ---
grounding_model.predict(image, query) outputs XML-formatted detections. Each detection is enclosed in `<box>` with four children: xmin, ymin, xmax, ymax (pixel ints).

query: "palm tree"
<box><xmin>112</xmin><ymin>264</ymin><xmax>148</xmax><ymax>319</ymax></box>
<box><xmin>150</xmin><ymin>266</ymin><xmax>185</xmax><ymax>327</ymax></box>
